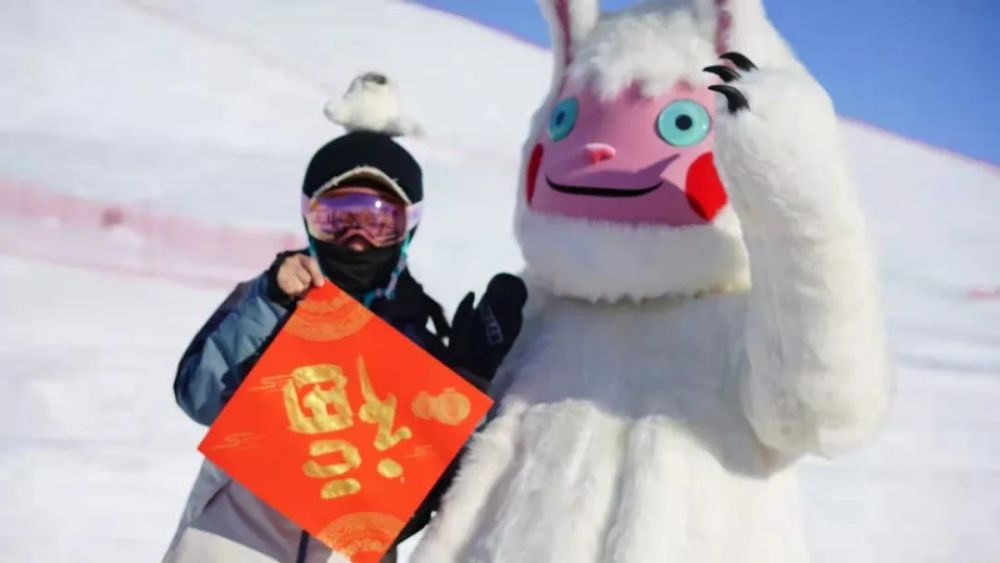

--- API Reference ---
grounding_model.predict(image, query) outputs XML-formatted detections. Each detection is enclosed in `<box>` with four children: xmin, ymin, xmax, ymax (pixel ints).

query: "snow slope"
<box><xmin>1</xmin><ymin>0</ymin><xmax>998</xmax><ymax>561</ymax></box>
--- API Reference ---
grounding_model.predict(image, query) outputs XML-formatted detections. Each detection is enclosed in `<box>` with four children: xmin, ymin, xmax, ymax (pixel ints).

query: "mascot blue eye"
<box><xmin>548</xmin><ymin>97</ymin><xmax>579</xmax><ymax>141</ymax></box>
<box><xmin>656</xmin><ymin>99</ymin><xmax>711</xmax><ymax>147</ymax></box>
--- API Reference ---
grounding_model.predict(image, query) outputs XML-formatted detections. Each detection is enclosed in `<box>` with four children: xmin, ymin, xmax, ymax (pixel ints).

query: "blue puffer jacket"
<box><xmin>175</xmin><ymin>273</ymin><xmax>288</xmax><ymax>425</ymax></box>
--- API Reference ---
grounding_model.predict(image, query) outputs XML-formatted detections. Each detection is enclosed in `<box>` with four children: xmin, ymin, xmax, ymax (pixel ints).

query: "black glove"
<box><xmin>448</xmin><ymin>273</ymin><xmax>528</xmax><ymax>385</ymax></box>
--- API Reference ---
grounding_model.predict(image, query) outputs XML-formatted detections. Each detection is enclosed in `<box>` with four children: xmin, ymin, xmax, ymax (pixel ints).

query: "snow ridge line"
<box><xmin>118</xmin><ymin>0</ymin><xmax>326</xmax><ymax>96</ymax></box>
<box><xmin>409</xmin><ymin>3</ymin><xmax>999</xmax><ymax>171</ymax></box>
<box><xmin>116</xmin><ymin>0</ymin><xmax>509</xmax><ymax>168</ymax></box>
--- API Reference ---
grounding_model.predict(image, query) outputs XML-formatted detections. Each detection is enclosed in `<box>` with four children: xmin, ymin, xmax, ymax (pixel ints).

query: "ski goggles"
<box><xmin>302</xmin><ymin>187</ymin><xmax>423</xmax><ymax>247</ymax></box>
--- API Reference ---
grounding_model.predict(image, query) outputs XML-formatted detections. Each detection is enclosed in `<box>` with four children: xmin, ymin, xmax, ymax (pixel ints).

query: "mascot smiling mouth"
<box><xmin>545</xmin><ymin>177</ymin><xmax>663</xmax><ymax>198</ymax></box>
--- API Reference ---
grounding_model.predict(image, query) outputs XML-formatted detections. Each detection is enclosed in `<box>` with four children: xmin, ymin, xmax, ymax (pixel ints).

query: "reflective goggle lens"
<box><xmin>302</xmin><ymin>189</ymin><xmax>421</xmax><ymax>247</ymax></box>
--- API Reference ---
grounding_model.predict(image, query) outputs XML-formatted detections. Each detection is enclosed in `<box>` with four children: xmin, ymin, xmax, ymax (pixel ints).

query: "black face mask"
<box><xmin>310</xmin><ymin>238</ymin><xmax>402</xmax><ymax>297</ymax></box>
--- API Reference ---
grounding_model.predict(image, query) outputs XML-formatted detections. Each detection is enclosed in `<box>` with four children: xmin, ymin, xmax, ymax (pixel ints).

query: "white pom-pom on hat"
<box><xmin>323</xmin><ymin>71</ymin><xmax>423</xmax><ymax>137</ymax></box>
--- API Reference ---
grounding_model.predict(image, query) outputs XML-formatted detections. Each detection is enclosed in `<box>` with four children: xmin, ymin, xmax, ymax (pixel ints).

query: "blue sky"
<box><xmin>412</xmin><ymin>0</ymin><xmax>999</xmax><ymax>165</ymax></box>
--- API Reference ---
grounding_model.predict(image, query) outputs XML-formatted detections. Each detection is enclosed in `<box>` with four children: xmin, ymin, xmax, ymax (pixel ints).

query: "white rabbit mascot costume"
<box><xmin>413</xmin><ymin>0</ymin><xmax>891</xmax><ymax>561</ymax></box>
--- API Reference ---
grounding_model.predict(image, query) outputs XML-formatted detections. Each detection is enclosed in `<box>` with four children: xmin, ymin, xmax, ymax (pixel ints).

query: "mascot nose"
<box><xmin>584</xmin><ymin>143</ymin><xmax>616</xmax><ymax>164</ymax></box>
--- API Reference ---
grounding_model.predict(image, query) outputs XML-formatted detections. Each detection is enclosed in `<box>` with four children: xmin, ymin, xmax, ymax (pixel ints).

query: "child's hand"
<box><xmin>275</xmin><ymin>253</ymin><xmax>325</xmax><ymax>298</ymax></box>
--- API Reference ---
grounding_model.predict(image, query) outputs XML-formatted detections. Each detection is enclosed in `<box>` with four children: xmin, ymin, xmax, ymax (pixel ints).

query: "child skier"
<box><xmin>163</xmin><ymin>73</ymin><xmax>527</xmax><ymax>563</ymax></box>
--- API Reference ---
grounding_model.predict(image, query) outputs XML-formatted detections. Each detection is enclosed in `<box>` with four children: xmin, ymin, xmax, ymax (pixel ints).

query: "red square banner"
<box><xmin>199</xmin><ymin>283</ymin><xmax>491</xmax><ymax>562</ymax></box>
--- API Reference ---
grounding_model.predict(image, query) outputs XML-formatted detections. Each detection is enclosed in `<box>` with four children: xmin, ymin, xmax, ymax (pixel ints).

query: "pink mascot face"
<box><xmin>526</xmin><ymin>80</ymin><xmax>728</xmax><ymax>226</ymax></box>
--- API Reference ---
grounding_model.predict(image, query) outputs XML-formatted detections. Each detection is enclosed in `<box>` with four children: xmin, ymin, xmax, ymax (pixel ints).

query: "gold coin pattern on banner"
<box><xmin>285</xmin><ymin>292</ymin><xmax>374</xmax><ymax>342</ymax></box>
<box><xmin>318</xmin><ymin>512</ymin><xmax>406</xmax><ymax>559</ymax></box>
<box><xmin>411</xmin><ymin>388</ymin><xmax>472</xmax><ymax>426</ymax></box>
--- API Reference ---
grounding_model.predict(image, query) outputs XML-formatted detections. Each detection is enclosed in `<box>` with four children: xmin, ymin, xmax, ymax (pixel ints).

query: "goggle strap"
<box><xmin>406</xmin><ymin>201</ymin><xmax>424</xmax><ymax>232</ymax></box>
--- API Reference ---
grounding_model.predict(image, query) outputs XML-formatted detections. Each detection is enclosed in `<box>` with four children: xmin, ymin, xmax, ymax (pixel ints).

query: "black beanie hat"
<box><xmin>302</xmin><ymin>131</ymin><xmax>423</xmax><ymax>203</ymax></box>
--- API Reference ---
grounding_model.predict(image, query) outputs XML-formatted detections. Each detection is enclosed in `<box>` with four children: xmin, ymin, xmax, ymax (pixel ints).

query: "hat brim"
<box><xmin>311</xmin><ymin>165</ymin><xmax>412</xmax><ymax>205</ymax></box>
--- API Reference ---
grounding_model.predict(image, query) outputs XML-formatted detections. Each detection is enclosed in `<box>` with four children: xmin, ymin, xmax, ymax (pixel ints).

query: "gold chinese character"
<box><xmin>377</xmin><ymin>458</ymin><xmax>403</xmax><ymax>479</ymax></box>
<box><xmin>356</xmin><ymin>356</ymin><xmax>412</xmax><ymax>452</ymax></box>
<box><xmin>283</xmin><ymin>365</ymin><xmax>353</xmax><ymax>434</ymax></box>
<box><xmin>303</xmin><ymin>439</ymin><xmax>362</xmax><ymax>499</ymax></box>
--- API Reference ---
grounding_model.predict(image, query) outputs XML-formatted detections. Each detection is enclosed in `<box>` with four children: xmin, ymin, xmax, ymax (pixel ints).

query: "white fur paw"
<box><xmin>705</xmin><ymin>52</ymin><xmax>856</xmax><ymax>234</ymax></box>
<box><xmin>706</xmin><ymin>52</ymin><xmax>835</xmax><ymax>130</ymax></box>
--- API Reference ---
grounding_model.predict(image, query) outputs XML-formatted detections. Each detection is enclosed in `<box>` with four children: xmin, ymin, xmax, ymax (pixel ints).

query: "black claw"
<box><xmin>719</xmin><ymin>52</ymin><xmax>757</xmax><ymax>72</ymax></box>
<box><xmin>708</xmin><ymin>84</ymin><xmax>749</xmax><ymax>113</ymax></box>
<box><xmin>703</xmin><ymin>65</ymin><xmax>740</xmax><ymax>83</ymax></box>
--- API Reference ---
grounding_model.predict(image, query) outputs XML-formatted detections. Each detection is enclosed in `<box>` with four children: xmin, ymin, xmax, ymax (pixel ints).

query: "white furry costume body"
<box><xmin>413</xmin><ymin>1</ymin><xmax>890</xmax><ymax>561</ymax></box>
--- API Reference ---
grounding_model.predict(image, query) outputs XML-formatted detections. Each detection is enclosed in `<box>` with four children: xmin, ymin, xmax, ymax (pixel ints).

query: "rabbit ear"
<box><xmin>713</xmin><ymin>0</ymin><xmax>797</xmax><ymax>66</ymax></box>
<box><xmin>540</xmin><ymin>0</ymin><xmax>600</xmax><ymax>72</ymax></box>
<box><xmin>715</xmin><ymin>0</ymin><xmax>733</xmax><ymax>55</ymax></box>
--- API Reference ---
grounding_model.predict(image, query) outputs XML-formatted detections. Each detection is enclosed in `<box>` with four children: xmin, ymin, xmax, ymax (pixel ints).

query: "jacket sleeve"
<box><xmin>173</xmin><ymin>273</ymin><xmax>291</xmax><ymax>426</ymax></box>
